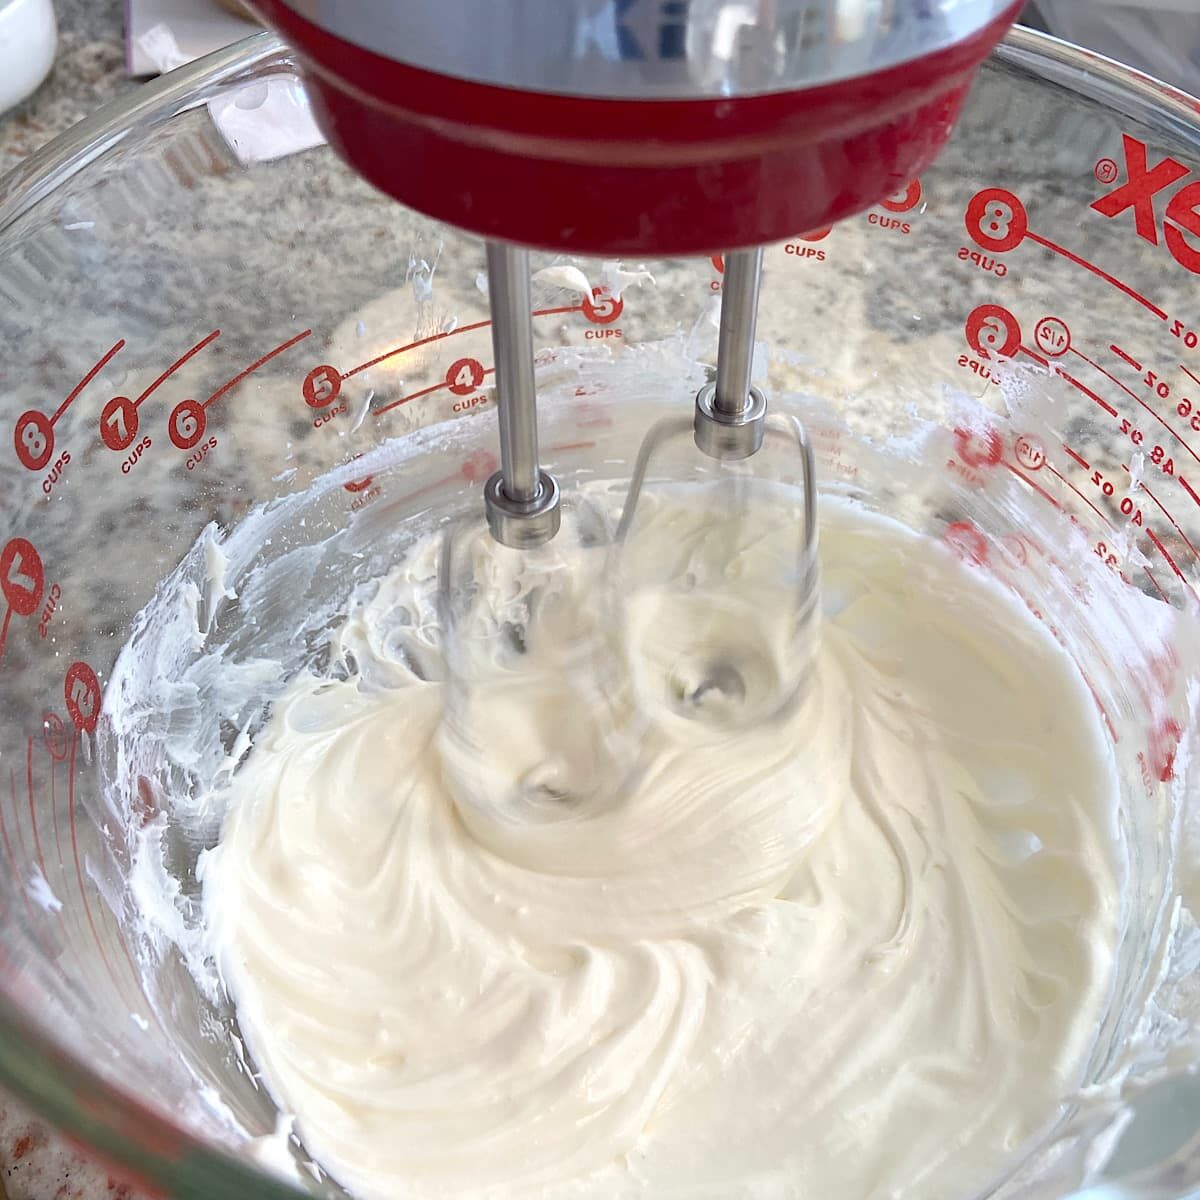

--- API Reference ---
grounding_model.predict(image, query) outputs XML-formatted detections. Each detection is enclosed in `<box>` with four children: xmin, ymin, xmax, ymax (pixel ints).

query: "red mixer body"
<box><xmin>253</xmin><ymin>0</ymin><xmax>1021</xmax><ymax>256</ymax></box>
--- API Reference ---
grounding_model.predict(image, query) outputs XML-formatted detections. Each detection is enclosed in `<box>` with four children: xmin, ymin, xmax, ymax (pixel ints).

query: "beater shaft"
<box><xmin>694</xmin><ymin>247</ymin><xmax>767</xmax><ymax>461</ymax></box>
<box><xmin>487</xmin><ymin>242</ymin><xmax>540</xmax><ymax>502</ymax></box>
<box><xmin>714</xmin><ymin>248</ymin><xmax>763</xmax><ymax>418</ymax></box>
<box><xmin>483</xmin><ymin>241</ymin><xmax>561</xmax><ymax>547</ymax></box>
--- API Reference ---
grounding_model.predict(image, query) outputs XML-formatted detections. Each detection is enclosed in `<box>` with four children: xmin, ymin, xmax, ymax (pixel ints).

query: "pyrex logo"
<box><xmin>614</xmin><ymin>0</ymin><xmax>689</xmax><ymax>60</ymax></box>
<box><xmin>1091</xmin><ymin>134</ymin><xmax>1200</xmax><ymax>274</ymax></box>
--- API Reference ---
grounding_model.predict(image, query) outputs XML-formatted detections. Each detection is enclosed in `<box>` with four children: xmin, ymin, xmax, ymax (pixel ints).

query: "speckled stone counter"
<box><xmin>1</xmin><ymin>7</ymin><xmax>148</xmax><ymax>1198</ymax></box>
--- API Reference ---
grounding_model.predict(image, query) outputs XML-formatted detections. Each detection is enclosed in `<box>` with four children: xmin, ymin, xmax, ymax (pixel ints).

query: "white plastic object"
<box><xmin>0</xmin><ymin>0</ymin><xmax>55</xmax><ymax>117</ymax></box>
<box><xmin>126</xmin><ymin>0</ymin><xmax>256</xmax><ymax>77</ymax></box>
<box><xmin>139</xmin><ymin>21</ymin><xmax>324</xmax><ymax>164</ymax></box>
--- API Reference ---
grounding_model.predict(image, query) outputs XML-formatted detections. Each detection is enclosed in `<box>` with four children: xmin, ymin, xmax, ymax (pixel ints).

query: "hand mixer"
<box><xmin>245</xmin><ymin>0</ymin><xmax>1023</xmax><ymax>793</ymax></box>
<box><xmin>250</xmin><ymin>0</ymin><xmax>1022</xmax><ymax>550</ymax></box>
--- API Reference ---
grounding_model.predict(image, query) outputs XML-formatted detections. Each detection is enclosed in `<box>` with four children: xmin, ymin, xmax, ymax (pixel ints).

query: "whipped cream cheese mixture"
<box><xmin>201</xmin><ymin>493</ymin><xmax>1121</xmax><ymax>1200</ymax></box>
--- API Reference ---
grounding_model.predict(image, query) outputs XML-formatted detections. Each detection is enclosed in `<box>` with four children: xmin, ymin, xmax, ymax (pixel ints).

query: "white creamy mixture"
<box><xmin>201</xmin><ymin>496</ymin><xmax>1121</xmax><ymax>1200</ymax></box>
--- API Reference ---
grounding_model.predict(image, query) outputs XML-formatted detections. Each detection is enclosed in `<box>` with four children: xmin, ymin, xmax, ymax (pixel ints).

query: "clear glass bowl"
<box><xmin>2</xmin><ymin>27</ymin><xmax>1200</xmax><ymax>1200</ymax></box>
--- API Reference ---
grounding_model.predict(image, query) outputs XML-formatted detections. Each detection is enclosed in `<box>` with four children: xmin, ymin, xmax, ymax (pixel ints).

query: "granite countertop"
<box><xmin>1</xmin><ymin>10</ymin><xmax>148</xmax><ymax>1199</ymax></box>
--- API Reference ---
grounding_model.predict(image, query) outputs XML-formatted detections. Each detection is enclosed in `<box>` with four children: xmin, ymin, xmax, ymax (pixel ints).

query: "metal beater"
<box><xmin>478</xmin><ymin>244</ymin><xmax>812</xmax><ymax>552</ymax></box>
<box><xmin>253</xmin><ymin>0</ymin><xmax>1022</xmax><ymax>782</ymax></box>
<box><xmin>476</xmin><ymin>243</ymin><xmax>562</xmax><ymax>549</ymax></box>
<box><xmin>469</xmin><ymin>241</ymin><xmax>819</xmax><ymax>732</ymax></box>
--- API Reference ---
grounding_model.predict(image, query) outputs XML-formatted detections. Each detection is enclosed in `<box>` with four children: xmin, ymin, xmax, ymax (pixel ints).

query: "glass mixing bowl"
<box><xmin>3</xmin><ymin>26</ymin><xmax>1200</xmax><ymax>1200</ymax></box>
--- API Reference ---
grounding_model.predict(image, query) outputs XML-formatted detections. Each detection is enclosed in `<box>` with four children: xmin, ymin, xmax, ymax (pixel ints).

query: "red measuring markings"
<box><xmin>344</xmin><ymin>302</ymin><xmax>594</xmax><ymax>383</ymax></box>
<box><xmin>1062</xmin><ymin>444</ymin><xmax>1091</xmax><ymax>472</ymax></box>
<box><xmin>315</xmin><ymin>294</ymin><xmax>619</xmax><ymax>419</ymax></box>
<box><xmin>101</xmin><ymin>329</ymin><xmax>220</xmax><ymax>452</ymax></box>
<box><xmin>1057</xmin><ymin>367</ymin><xmax>1119</xmax><ymax>419</ymax></box>
<box><xmin>303</xmin><ymin>364</ymin><xmax>341</xmax><ymax>409</ymax></box>
<box><xmin>375</xmin><ymin>357</ymin><xmax>496</xmax><ymax>418</ymax></box>
<box><xmin>1001</xmin><ymin>533</ymin><xmax>1029</xmax><ymax>565</ymax></box>
<box><xmin>54</xmin><ymin>737</ymin><xmax>145</xmax><ymax>1008</ymax></box>
<box><xmin>168</xmin><ymin>328</ymin><xmax>311</xmax><ymax>451</ymax></box>
<box><xmin>953</xmin><ymin>425</ymin><xmax>1003</xmax><ymax>470</ymax></box>
<box><xmin>868</xmin><ymin>178</ymin><xmax>923</xmax><ymax>235</ymax></box>
<box><xmin>339</xmin><ymin>452</ymin><xmax>375</xmax><ymax>495</ymax></box>
<box><xmin>1095</xmin><ymin>539</ymin><xmax>1121</xmax><ymax>574</ymax></box>
<box><xmin>1027</xmin><ymin>229</ymin><xmax>1168</xmax><ymax>320</ymax></box>
<box><xmin>1074</xmin><ymin>453</ymin><xmax>1197</xmax><ymax>598</ymax></box>
<box><xmin>1033</xmin><ymin>317</ymin><xmax>1071</xmax><ymax>359</ymax></box>
<box><xmin>943</xmin><ymin>521</ymin><xmax>990</xmax><ymax>565</ymax></box>
<box><xmin>580</xmin><ymin>290</ymin><xmax>623</xmax><ymax>325</ymax></box>
<box><xmin>1180</xmin><ymin>475</ymin><xmax>1200</xmax><ymax>510</ymax></box>
<box><xmin>371</xmin><ymin>298</ymin><xmax>622</xmax><ymax>417</ymax></box>
<box><xmin>1173</xmin><ymin>321</ymin><xmax>1200</xmax><ymax>351</ymax></box>
<box><xmin>336</xmin><ymin>317</ymin><xmax>494</xmax><ymax>389</ymax></box>
<box><xmin>965</xmin><ymin>186</ymin><xmax>1168</xmax><ymax>320</ymax></box>
<box><xmin>65</xmin><ymin>660</ymin><xmax>101</xmax><ymax>734</ymax></box>
<box><xmin>47</xmin><ymin>751</ymin><xmax>78</xmax><ymax>968</ymax></box>
<box><xmin>1115</xmin><ymin>419</ymin><xmax>1177</xmax><ymax>478</ymax></box>
<box><xmin>0</xmin><ymin>767</ymin><xmax>37</xmax><ymax>928</ymax></box>
<box><xmin>349</xmin><ymin>469</ymin><xmax>464</xmax><ymax>517</ymax></box>
<box><xmin>1076</xmin><ymin>346</ymin><xmax>1200</xmax><ymax>467</ymax></box>
<box><xmin>0</xmin><ymin>536</ymin><xmax>45</xmax><ymax>670</ymax></box>
<box><xmin>2</xmin><ymin>754</ymin><xmax>68</xmax><ymax>964</ymax></box>
<box><xmin>1014</xmin><ymin>434</ymin><xmax>1047</xmax><ymax>472</ymax></box>
<box><xmin>958</xmin><ymin>308</ymin><xmax>1151</xmax><ymax>444</ymax></box>
<box><xmin>42</xmin><ymin>710</ymin><xmax>68</xmax><ymax>763</ymax></box>
<box><xmin>1002</xmin><ymin>459</ymin><xmax>1061</xmax><ymax>512</ymax></box>
<box><xmin>26</xmin><ymin>737</ymin><xmax>45</xmax><ymax>877</ymax></box>
<box><xmin>1111</xmin><ymin>344</ymin><xmax>1142</xmax><ymax>372</ymax></box>
<box><xmin>1087</xmin><ymin>463</ymin><xmax>1145</xmax><ymax>526</ymax></box>
<box><xmin>880</xmin><ymin>178</ymin><xmax>923</xmax><ymax>213</ymax></box>
<box><xmin>1045</xmin><ymin>460</ymin><xmax>1113</xmax><ymax>530</ymax></box>
<box><xmin>784</xmin><ymin>232</ymin><xmax>830</xmax><ymax>262</ymax></box>
<box><xmin>13</xmin><ymin>338</ymin><xmax>126</xmax><ymax>478</ymax></box>
<box><xmin>49</xmin><ymin>746</ymin><xmax>61</xmax><ymax>873</ymax></box>
<box><xmin>1142</xmin><ymin>567</ymin><xmax>1170</xmax><ymax>601</ymax></box>
<box><xmin>16</xmin><ymin>732</ymin><xmax>82</xmax><ymax>965</ymax></box>
<box><xmin>1145</xmin><ymin>527</ymin><xmax>1195</xmax><ymax>596</ymax></box>
<box><xmin>67</xmin><ymin>733</ymin><xmax>124</xmax><ymax>1002</ymax></box>
<box><xmin>7</xmin><ymin>764</ymin><xmax>30</xmax><ymax>886</ymax></box>
<box><xmin>1146</xmin><ymin>716</ymin><xmax>1184</xmax><ymax>782</ymax></box>
<box><xmin>1139</xmin><ymin>480</ymin><xmax>1200</xmax><ymax>567</ymax></box>
<box><xmin>962</xmin><ymin>303</ymin><xmax>1061</xmax><ymax>373</ymax></box>
<box><xmin>1091</xmin><ymin>134</ymin><xmax>1200</xmax><ymax>276</ymax></box>
<box><xmin>447</xmin><ymin>358</ymin><xmax>487</xmax><ymax>396</ymax></box>
<box><xmin>964</xmin><ymin>303</ymin><xmax>1022</xmax><ymax>360</ymax></box>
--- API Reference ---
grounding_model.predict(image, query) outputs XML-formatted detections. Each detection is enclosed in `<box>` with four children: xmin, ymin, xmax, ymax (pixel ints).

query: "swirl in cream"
<box><xmin>202</xmin><ymin>496</ymin><xmax>1120</xmax><ymax>1200</ymax></box>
